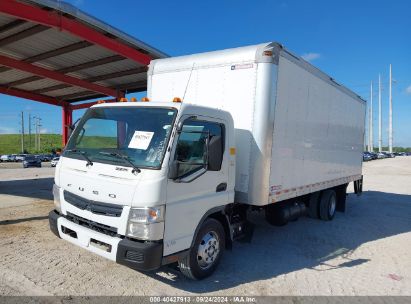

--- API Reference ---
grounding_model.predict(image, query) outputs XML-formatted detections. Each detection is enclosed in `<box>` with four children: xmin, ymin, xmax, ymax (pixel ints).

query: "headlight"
<box><xmin>127</xmin><ymin>206</ymin><xmax>165</xmax><ymax>240</ymax></box>
<box><xmin>128</xmin><ymin>206</ymin><xmax>165</xmax><ymax>224</ymax></box>
<box><xmin>53</xmin><ymin>184</ymin><xmax>61</xmax><ymax>212</ymax></box>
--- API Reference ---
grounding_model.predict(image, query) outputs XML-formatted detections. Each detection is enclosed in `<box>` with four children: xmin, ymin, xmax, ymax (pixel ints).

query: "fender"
<box><xmin>161</xmin><ymin>205</ymin><xmax>231</xmax><ymax>266</ymax></box>
<box><xmin>190</xmin><ymin>205</ymin><xmax>232</xmax><ymax>249</ymax></box>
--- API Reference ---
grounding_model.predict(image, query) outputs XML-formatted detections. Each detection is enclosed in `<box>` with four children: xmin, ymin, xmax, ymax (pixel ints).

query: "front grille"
<box><xmin>66</xmin><ymin>212</ymin><xmax>118</xmax><ymax>237</ymax></box>
<box><xmin>125</xmin><ymin>250</ymin><xmax>144</xmax><ymax>262</ymax></box>
<box><xmin>64</xmin><ymin>190</ymin><xmax>123</xmax><ymax>217</ymax></box>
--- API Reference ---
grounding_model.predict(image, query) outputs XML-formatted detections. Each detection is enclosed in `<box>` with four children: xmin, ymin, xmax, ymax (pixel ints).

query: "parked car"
<box><xmin>382</xmin><ymin>152</ymin><xmax>395</xmax><ymax>158</ymax></box>
<box><xmin>9</xmin><ymin>155</ymin><xmax>17</xmax><ymax>162</ymax></box>
<box><xmin>38</xmin><ymin>154</ymin><xmax>52</xmax><ymax>162</ymax></box>
<box><xmin>363</xmin><ymin>152</ymin><xmax>373</xmax><ymax>162</ymax></box>
<box><xmin>45</xmin><ymin>154</ymin><xmax>54</xmax><ymax>161</ymax></box>
<box><xmin>23</xmin><ymin>155</ymin><xmax>42</xmax><ymax>168</ymax></box>
<box><xmin>50</xmin><ymin>156</ymin><xmax>60</xmax><ymax>167</ymax></box>
<box><xmin>0</xmin><ymin>155</ymin><xmax>9</xmax><ymax>162</ymax></box>
<box><xmin>369</xmin><ymin>152</ymin><xmax>378</xmax><ymax>160</ymax></box>
<box><xmin>15</xmin><ymin>154</ymin><xmax>27</xmax><ymax>162</ymax></box>
<box><xmin>377</xmin><ymin>152</ymin><xmax>386</xmax><ymax>159</ymax></box>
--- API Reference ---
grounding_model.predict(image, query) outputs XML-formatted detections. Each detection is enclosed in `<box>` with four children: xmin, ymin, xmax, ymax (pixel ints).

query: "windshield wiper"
<box><xmin>98</xmin><ymin>151</ymin><xmax>141</xmax><ymax>174</ymax></box>
<box><xmin>65</xmin><ymin>149</ymin><xmax>93</xmax><ymax>166</ymax></box>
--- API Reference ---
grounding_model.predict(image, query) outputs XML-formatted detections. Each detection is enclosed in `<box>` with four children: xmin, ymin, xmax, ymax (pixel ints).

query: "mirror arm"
<box><xmin>69</xmin><ymin>118</ymin><xmax>81</xmax><ymax>131</ymax></box>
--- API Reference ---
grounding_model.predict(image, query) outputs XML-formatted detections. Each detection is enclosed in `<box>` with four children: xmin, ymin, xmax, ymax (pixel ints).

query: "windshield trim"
<box><xmin>63</xmin><ymin>106</ymin><xmax>178</xmax><ymax>170</ymax></box>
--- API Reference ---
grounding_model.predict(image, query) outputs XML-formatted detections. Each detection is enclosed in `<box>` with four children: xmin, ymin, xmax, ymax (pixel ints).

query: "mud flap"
<box><xmin>232</xmin><ymin>220</ymin><xmax>254</xmax><ymax>243</ymax></box>
<box><xmin>354</xmin><ymin>175</ymin><xmax>363</xmax><ymax>196</ymax></box>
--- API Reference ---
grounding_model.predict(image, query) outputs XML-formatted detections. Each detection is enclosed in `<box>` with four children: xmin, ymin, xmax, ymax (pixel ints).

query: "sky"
<box><xmin>1</xmin><ymin>0</ymin><xmax>410</xmax><ymax>146</ymax></box>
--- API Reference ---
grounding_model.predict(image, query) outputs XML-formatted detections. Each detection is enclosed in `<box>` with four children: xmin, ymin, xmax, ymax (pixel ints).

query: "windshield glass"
<box><xmin>64</xmin><ymin>106</ymin><xmax>177</xmax><ymax>169</ymax></box>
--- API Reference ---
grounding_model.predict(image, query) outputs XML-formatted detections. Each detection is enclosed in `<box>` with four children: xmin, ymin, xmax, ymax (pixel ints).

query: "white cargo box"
<box><xmin>148</xmin><ymin>42</ymin><xmax>366</xmax><ymax>206</ymax></box>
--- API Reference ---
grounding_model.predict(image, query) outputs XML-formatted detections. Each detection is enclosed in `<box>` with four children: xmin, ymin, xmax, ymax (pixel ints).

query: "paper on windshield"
<box><xmin>128</xmin><ymin>131</ymin><xmax>154</xmax><ymax>150</ymax></box>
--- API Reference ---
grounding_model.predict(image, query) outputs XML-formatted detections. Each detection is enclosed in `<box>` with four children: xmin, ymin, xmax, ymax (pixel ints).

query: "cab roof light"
<box><xmin>141</xmin><ymin>97</ymin><xmax>150</xmax><ymax>102</ymax></box>
<box><xmin>173</xmin><ymin>97</ymin><xmax>182</xmax><ymax>103</ymax></box>
<box><xmin>130</xmin><ymin>97</ymin><xmax>137</xmax><ymax>102</ymax></box>
<box><xmin>119</xmin><ymin>97</ymin><xmax>128</xmax><ymax>102</ymax></box>
<box><xmin>97</xmin><ymin>99</ymin><xmax>105</xmax><ymax>104</ymax></box>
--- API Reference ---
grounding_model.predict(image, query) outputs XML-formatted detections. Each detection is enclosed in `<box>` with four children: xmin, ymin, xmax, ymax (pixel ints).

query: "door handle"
<box><xmin>216</xmin><ymin>183</ymin><xmax>227</xmax><ymax>192</ymax></box>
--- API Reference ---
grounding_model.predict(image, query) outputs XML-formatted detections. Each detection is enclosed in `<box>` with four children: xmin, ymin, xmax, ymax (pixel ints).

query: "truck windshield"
<box><xmin>64</xmin><ymin>106</ymin><xmax>177</xmax><ymax>169</ymax></box>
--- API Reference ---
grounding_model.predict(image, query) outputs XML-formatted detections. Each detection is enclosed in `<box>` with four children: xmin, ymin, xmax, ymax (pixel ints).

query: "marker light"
<box><xmin>130</xmin><ymin>97</ymin><xmax>137</xmax><ymax>102</ymax></box>
<box><xmin>263</xmin><ymin>50</ymin><xmax>273</xmax><ymax>56</ymax></box>
<box><xmin>173</xmin><ymin>97</ymin><xmax>182</xmax><ymax>103</ymax></box>
<box><xmin>141</xmin><ymin>97</ymin><xmax>150</xmax><ymax>102</ymax></box>
<box><xmin>97</xmin><ymin>100</ymin><xmax>105</xmax><ymax>104</ymax></box>
<box><xmin>120</xmin><ymin>97</ymin><xmax>128</xmax><ymax>102</ymax></box>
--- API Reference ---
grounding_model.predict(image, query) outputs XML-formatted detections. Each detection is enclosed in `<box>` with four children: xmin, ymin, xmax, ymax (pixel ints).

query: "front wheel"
<box><xmin>178</xmin><ymin>218</ymin><xmax>225</xmax><ymax>280</ymax></box>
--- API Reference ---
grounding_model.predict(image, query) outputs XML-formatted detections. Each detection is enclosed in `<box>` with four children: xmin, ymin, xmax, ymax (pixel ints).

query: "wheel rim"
<box><xmin>329</xmin><ymin>195</ymin><xmax>336</xmax><ymax>216</ymax></box>
<box><xmin>197</xmin><ymin>230</ymin><xmax>220</xmax><ymax>269</ymax></box>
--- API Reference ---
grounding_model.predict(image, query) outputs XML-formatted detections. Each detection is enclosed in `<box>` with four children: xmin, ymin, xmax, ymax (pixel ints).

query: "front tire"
<box><xmin>319</xmin><ymin>190</ymin><xmax>337</xmax><ymax>221</ymax></box>
<box><xmin>178</xmin><ymin>218</ymin><xmax>225</xmax><ymax>280</ymax></box>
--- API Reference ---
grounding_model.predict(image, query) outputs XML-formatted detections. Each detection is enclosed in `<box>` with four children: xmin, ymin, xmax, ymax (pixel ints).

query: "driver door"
<box><xmin>164</xmin><ymin>115</ymin><xmax>229</xmax><ymax>255</ymax></box>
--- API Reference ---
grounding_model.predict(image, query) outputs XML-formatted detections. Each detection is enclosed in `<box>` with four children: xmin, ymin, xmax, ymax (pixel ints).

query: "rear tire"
<box><xmin>178</xmin><ymin>218</ymin><xmax>225</xmax><ymax>280</ymax></box>
<box><xmin>308</xmin><ymin>192</ymin><xmax>320</xmax><ymax>219</ymax></box>
<box><xmin>319</xmin><ymin>189</ymin><xmax>337</xmax><ymax>221</ymax></box>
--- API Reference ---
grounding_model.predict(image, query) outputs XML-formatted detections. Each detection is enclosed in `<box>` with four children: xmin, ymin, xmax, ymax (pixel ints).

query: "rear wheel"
<box><xmin>319</xmin><ymin>189</ymin><xmax>337</xmax><ymax>221</ymax></box>
<box><xmin>178</xmin><ymin>218</ymin><xmax>225</xmax><ymax>280</ymax></box>
<box><xmin>308</xmin><ymin>192</ymin><xmax>320</xmax><ymax>219</ymax></box>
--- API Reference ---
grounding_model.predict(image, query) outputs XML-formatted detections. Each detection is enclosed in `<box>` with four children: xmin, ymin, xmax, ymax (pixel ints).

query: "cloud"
<box><xmin>405</xmin><ymin>85</ymin><xmax>411</xmax><ymax>95</ymax></box>
<box><xmin>301</xmin><ymin>52</ymin><xmax>321</xmax><ymax>62</ymax></box>
<box><xmin>40</xmin><ymin>128</ymin><xmax>49</xmax><ymax>134</ymax></box>
<box><xmin>0</xmin><ymin>127</ymin><xmax>18</xmax><ymax>134</ymax></box>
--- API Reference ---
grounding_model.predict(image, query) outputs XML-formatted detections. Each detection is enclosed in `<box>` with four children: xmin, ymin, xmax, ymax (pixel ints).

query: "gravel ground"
<box><xmin>0</xmin><ymin>158</ymin><xmax>410</xmax><ymax>296</ymax></box>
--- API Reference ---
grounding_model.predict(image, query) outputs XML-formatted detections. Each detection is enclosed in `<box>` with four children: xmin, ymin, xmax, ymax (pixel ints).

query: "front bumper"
<box><xmin>48</xmin><ymin>210</ymin><xmax>163</xmax><ymax>271</ymax></box>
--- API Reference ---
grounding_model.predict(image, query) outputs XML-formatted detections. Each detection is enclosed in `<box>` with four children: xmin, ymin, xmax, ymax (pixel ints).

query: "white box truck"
<box><xmin>49</xmin><ymin>42</ymin><xmax>365</xmax><ymax>279</ymax></box>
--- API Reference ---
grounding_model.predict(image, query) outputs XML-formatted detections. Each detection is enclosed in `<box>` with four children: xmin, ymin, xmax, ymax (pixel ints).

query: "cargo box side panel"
<box><xmin>268</xmin><ymin>56</ymin><xmax>365</xmax><ymax>203</ymax></box>
<box><xmin>149</xmin><ymin>63</ymin><xmax>258</xmax><ymax>197</ymax></box>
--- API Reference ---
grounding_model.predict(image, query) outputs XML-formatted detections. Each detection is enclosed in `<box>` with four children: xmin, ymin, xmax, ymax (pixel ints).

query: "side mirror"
<box><xmin>207</xmin><ymin>135</ymin><xmax>223</xmax><ymax>171</ymax></box>
<box><xmin>168</xmin><ymin>160</ymin><xmax>179</xmax><ymax>180</ymax></box>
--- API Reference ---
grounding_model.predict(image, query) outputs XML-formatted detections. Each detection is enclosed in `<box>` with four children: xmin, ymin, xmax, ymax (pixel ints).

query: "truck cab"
<box><xmin>49</xmin><ymin>100</ymin><xmax>237</xmax><ymax>279</ymax></box>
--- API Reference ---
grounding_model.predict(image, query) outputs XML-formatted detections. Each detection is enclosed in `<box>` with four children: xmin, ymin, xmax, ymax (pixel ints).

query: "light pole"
<box><xmin>378</xmin><ymin>74</ymin><xmax>382</xmax><ymax>152</ymax></box>
<box><xmin>388</xmin><ymin>64</ymin><xmax>393</xmax><ymax>153</ymax></box>
<box><xmin>369</xmin><ymin>81</ymin><xmax>373</xmax><ymax>152</ymax></box>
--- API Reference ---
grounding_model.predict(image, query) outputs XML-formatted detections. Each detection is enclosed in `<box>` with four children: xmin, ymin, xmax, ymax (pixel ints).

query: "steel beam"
<box><xmin>0</xmin><ymin>0</ymin><xmax>152</xmax><ymax>65</ymax></box>
<box><xmin>85</xmin><ymin>67</ymin><xmax>147</xmax><ymax>82</ymax></box>
<box><xmin>55</xmin><ymin>90</ymin><xmax>95</xmax><ymax>101</ymax></box>
<box><xmin>0</xmin><ymin>86</ymin><xmax>64</xmax><ymax>106</ymax></box>
<box><xmin>69</xmin><ymin>98</ymin><xmax>117</xmax><ymax>110</ymax></box>
<box><xmin>0</xmin><ymin>41</ymin><xmax>93</xmax><ymax>74</ymax></box>
<box><xmin>0</xmin><ymin>19</ymin><xmax>25</xmax><ymax>34</ymax></box>
<box><xmin>25</xmin><ymin>41</ymin><xmax>93</xmax><ymax>63</ymax></box>
<box><xmin>33</xmin><ymin>84</ymin><xmax>71</xmax><ymax>94</ymax></box>
<box><xmin>13</xmin><ymin>55</ymin><xmax>126</xmax><ymax>91</ymax></box>
<box><xmin>0</xmin><ymin>24</ymin><xmax>48</xmax><ymax>47</ymax></box>
<box><xmin>58</xmin><ymin>55</ymin><xmax>124</xmax><ymax>74</ymax></box>
<box><xmin>0</xmin><ymin>54</ymin><xmax>118</xmax><ymax>97</ymax></box>
<box><xmin>62</xmin><ymin>105</ymin><xmax>73</xmax><ymax>146</ymax></box>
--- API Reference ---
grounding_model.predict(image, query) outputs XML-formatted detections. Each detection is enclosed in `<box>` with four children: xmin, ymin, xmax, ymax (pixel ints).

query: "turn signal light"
<box><xmin>141</xmin><ymin>97</ymin><xmax>150</xmax><ymax>102</ymax></box>
<box><xmin>173</xmin><ymin>97</ymin><xmax>182</xmax><ymax>103</ymax></box>
<box><xmin>120</xmin><ymin>97</ymin><xmax>128</xmax><ymax>102</ymax></box>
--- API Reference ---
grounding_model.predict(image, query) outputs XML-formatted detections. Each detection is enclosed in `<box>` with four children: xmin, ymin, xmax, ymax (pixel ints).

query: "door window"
<box><xmin>174</xmin><ymin>118</ymin><xmax>224</xmax><ymax>178</ymax></box>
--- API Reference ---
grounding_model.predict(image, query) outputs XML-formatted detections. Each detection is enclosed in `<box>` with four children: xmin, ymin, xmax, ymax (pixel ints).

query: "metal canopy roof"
<box><xmin>0</xmin><ymin>0</ymin><xmax>168</xmax><ymax>106</ymax></box>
